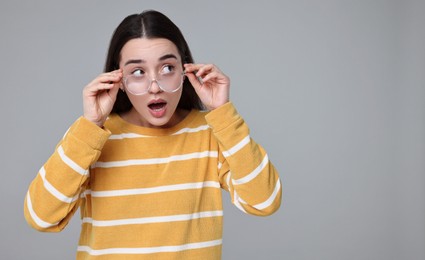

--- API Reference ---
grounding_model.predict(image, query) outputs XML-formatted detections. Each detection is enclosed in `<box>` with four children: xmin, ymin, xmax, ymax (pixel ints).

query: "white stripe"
<box><xmin>39</xmin><ymin>167</ymin><xmax>78</xmax><ymax>203</ymax></box>
<box><xmin>226</xmin><ymin>171</ymin><xmax>231</xmax><ymax>188</ymax></box>
<box><xmin>90</xmin><ymin>181</ymin><xmax>220</xmax><ymax>198</ymax></box>
<box><xmin>108</xmin><ymin>125</ymin><xmax>210</xmax><ymax>139</ymax></box>
<box><xmin>58</xmin><ymin>145</ymin><xmax>88</xmax><ymax>175</ymax></box>
<box><xmin>83</xmin><ymin>210</ymin><xmax>223</xmax><ymax>227</ymax></box>
<box><xmin>232</xmin><ymin>154</ymin><xmax>269</xmax><ymax>185</ymax></box>
<box><xmin>172</xmin><ymin>125</ymin><xmax>210</xmax><ymax>135</ymax></box>
<box><xmin>25</xmin><ymin>192</ymin><xmax>58</xmax><ymax>229</ymax></box>
<box><xmin>222</xmin><ymin>135</ymin><xmax>250</xmax><ymax>157</ymax></box>
<box><xmin>254</xmin><ymin>179</ymin><xmax>281</xmax><ymax>210</ymax></box>
<box><xmin>94</xmin><ymin>151</ymin><xmax>218</xmax><ymax>168</ymax></box>
<box><xmin>109</xmin><ymin>133</ymin><xmax>151</xmax><ymax>139</ymax></box>
<box><xmin>232</xmin><ymin>190</ymin><xmax>247</xmax><ymax>213</ymax></box>
<box><xmin>217</xmin><ymin>162</ymin><xmax>223</xmax><ymax>170</ymax></box>
<box><xmin>62</xmin><ymin>127</ymin><xmax>70</xmax><ymax>140</ymax></box>
<box><xmin>78</xmin><ymin>239</ymin><xmax>222</xmax><ymax>255</ymax></box>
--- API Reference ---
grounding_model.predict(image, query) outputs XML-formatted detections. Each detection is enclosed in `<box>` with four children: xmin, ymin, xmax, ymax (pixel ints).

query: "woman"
<box><xmin>24</xmin><ymin>10</ymin><xmax>281</xmax><ymax>259</ymax></box>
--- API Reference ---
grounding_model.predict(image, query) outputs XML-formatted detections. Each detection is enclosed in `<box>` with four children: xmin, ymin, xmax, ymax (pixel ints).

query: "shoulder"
<box><xmin>188</xmin><ymin>109</ymin><xmax>209</xmax><ymax>126</ymax></box>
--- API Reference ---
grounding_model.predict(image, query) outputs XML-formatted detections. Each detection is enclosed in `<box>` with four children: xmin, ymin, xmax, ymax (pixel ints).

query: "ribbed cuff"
<box><xmin>68</xmin><ymin>117</ymin><xmax>111</xmax><ymax>151</ymax></box>
<box><xmin>205</xmin><ymin>102</ymin><xmax>241</xmax><ymax>132</ymax></box>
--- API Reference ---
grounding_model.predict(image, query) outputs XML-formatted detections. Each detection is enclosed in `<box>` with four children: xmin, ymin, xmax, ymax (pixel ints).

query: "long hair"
<box><xmin>105</xmin><ymin>10</ymin><xmax>204</xmax><ymax>113</ymax></box>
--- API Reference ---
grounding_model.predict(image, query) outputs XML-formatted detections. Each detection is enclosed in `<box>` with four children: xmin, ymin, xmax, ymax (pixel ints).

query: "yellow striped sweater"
<box><xmin>24</xmin><ymin>102</ymin><xmax>282</xmax><ymax>259</ymax></box>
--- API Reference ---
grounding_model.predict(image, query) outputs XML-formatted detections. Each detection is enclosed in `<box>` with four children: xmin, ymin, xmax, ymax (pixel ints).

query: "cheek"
<box><xmin>127</xmin><ymin>95</ymin><xmax>148</xmax><ymax>109</ymax></box>
<box><xmin>170</xmin><ymin>90</ymin><xmax>183</xmax><ymax>104</ymax></box>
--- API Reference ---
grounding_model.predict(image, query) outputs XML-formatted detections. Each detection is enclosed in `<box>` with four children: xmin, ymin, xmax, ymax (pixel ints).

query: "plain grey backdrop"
<box><xmin>1</xmin><ymin>0</ymin><xmax>424</xmax><ymax>259</ymax></box>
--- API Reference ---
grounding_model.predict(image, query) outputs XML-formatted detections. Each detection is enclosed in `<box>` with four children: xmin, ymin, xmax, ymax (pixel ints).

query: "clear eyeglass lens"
<box><xmin>125</xmin><ymin>70</ymin><xmax>183</xmax><ymax>95</ymax></box>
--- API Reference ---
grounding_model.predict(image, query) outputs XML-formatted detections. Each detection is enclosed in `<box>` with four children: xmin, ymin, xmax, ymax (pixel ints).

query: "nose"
<box><xmin>148</xmin><ymin>79</ymin><xmax>163</xmax><ymax>94</ymax></box>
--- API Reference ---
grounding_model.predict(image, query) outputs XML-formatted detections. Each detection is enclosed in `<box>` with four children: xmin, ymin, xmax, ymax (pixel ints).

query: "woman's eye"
<box><xmin>132</xmin><ymin>69</ymin><xmax>145</xmax><ymax>77</ymax></box>
<box><xmin>161</xmin><ymin>65</ymin><xmax>175</xmax><ymax>75</ymax></box>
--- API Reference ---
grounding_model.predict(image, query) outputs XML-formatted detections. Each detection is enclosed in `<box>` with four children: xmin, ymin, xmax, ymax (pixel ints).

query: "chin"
<box><xmin>144</xmin><ymin>114</ymin><xmax>174</xmax><ymax>128</ymax></box>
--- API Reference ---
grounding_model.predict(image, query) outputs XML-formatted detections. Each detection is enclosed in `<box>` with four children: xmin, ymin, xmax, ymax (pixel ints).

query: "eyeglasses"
<box><xmin>122</xmin><ymin>65</ymin><xmax>185</xmax><ymax>95</ymax></box>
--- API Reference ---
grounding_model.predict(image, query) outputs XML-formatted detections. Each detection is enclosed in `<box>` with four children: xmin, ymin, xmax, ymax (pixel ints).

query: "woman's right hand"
<box><xmin>83</xmin><ymin>69</ymin><xmax>123</xmax><ymax>127</ymax></box>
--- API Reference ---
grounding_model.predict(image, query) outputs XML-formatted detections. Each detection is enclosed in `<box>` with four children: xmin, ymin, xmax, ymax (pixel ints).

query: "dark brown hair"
<box><xmin>106</xmin><ymin>10</ymin><xmax>204</xmax><ymax>113</ymax></box>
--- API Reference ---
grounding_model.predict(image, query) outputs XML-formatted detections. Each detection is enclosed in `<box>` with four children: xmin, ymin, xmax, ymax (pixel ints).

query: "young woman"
<box><xmin>24</xmin><ymin>10</ymin><xmax>282</xmax><ymax>259</ymax></box>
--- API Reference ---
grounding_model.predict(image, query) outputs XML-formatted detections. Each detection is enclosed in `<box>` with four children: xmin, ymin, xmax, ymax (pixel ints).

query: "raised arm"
<box><xmin>24</xmin><ymin>70</ymin><xmax>120</xmax><ymax>231</ymax></box>
<box><xmin>206</xmin><ymin>103</ymin><xmax>282</xmax><ymax>216</ymax></box>
<box><xmin>24</xmin><ymin>117</ymin><xmax>110</xmax><ymax>231</ymax></box>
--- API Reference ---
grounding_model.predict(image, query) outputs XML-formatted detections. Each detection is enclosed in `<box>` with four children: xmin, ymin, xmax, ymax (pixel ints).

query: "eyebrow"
<box><xmin>124</xmin><ymin>54</ymin><xmax>178</xmax><ymax>66</ymax></box>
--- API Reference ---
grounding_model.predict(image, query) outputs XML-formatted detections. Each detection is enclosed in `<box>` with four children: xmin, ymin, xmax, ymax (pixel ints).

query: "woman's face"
<box><xmin>119</xmin><ymin>38</ymin><xmax>185</xmax><ymax>128</ymax></box>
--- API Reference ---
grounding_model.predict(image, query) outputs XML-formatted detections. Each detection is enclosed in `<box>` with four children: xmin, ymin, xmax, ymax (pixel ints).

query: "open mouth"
<box><xmin>148</xmin><ymin>100</ymin><xmax>167</xmax><ymax>111</ymax></box>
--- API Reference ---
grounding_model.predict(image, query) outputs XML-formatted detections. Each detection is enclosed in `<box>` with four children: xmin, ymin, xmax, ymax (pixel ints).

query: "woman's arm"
<box><xmin>185</xmin><ymin>63</ymin><xmax>281</xmax><ymax>215</ymax></box>
<box><xmin>24</xmin><ymin>69</ymin><xmax>120</xmax><ymax>232</ymax></box>
<box><xmin>206</xmin><ymin>103</ymin><xmax>282</xmax><ymax>216</ymax></box>
<box><xmin>24</xmin><ymin>117</ymin><xmax>110</xmax><ymax>232</ymax></box>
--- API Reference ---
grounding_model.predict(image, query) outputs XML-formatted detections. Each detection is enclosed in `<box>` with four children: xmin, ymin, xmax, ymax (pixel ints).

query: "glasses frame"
<box><xmin>122</xmin><ymin>69</ymin><xmax>186</xmax><ymax>96</ymax></box>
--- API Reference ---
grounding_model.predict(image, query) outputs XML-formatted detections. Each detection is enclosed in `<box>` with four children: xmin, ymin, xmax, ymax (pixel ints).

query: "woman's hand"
<box><xmin>82</xmin><ymin>69</ymin><xmax>123</xmax><ymax>127</ymax></box>
<box><xmin>184</xmin><ymin>64</ymin><xmax>230</xmax><ymax>110</ymax></box>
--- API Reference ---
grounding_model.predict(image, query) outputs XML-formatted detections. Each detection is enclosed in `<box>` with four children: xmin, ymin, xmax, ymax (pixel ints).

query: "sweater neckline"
<box><xmin>109</xmin><ymin>109</ymin><xmax>199</xmax><ymax>136</ymax></box>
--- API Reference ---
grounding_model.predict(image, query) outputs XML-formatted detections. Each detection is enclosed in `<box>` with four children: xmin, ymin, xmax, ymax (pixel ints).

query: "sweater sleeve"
<box><xmin>205</xmin><ymin>102</ymin><xmax>282</xmax><ymax>216</ymax></box>
<box><xmin>24</xmin><ymin>117</ymin><xmax>110</xmax><ymax>232</ymax></box>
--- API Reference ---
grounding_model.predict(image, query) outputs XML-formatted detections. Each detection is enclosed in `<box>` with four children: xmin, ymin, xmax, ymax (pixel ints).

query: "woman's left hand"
<box><xmin>184</xmin><ymin>63</ymin><xmax>230</xmax><ymax>110</ymax></box>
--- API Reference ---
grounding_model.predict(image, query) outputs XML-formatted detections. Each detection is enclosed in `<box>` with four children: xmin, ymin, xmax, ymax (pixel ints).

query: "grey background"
<box><xmin>1</xmin><ymin>0</ymin><xmax>424</xmax><ymax>259</ymax></box>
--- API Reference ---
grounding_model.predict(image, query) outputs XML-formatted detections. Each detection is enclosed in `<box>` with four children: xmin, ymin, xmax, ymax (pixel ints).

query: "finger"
<box><xmin>200</xmin><ymin>71</ymin><xmax>220</xmax><ymax>84</ymax></box>
<box><xmin>184</xmin><ymin>63</ymin><xmax>206</xmax><ymax>74</ymax></box>
<box><xmin>84</xmin><ymin>82</ymin><xmax>115</xmax><ymax>96</ymax></box>
<box><xmin>183</xmin><ymin>63</ymin><xmax>197</xmax><ymax>72</ymax></box>
<box><xmin>108</xmin><ymin>83</ymin><xmax>120</xmax><ymax>100</ymax></box>
<box><xmin>195</xmin><ymin>64</ymin><xmax>215</xmax><ymax>77</ymax></box>
<box><xmin>185</xmin><ymin>70</ymin><xmax>204</xmax><ymax>85</ymax></box>
<box><xmin>185</xmin><ymin>71</ymin><xmax>203</xmax><ymax>90</ymax></box>
<box><xmin>93</xmin><ymin>70</ymin><xmax>123</xmax><ymax>84</ymax></box>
